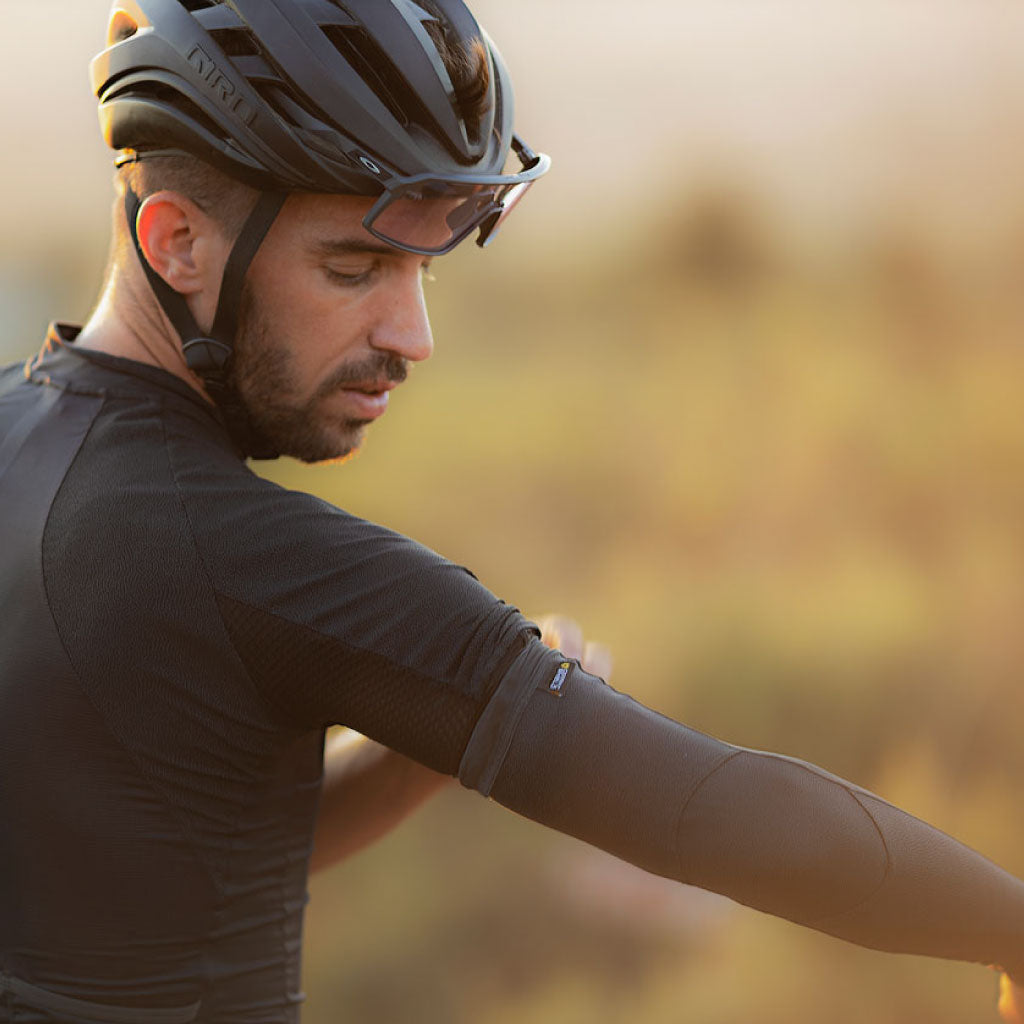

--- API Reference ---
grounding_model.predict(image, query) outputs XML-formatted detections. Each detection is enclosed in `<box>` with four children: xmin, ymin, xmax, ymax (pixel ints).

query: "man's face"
<box><xmin>229</xmin><ymin>193</ymin><xmax>435</xmax><ymax>463</ymax></box>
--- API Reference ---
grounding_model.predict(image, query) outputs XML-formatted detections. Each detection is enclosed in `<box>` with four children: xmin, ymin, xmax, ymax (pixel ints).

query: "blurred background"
<box><xmin>6</xmin><ymin>1</ymin><xmax>1024</xmax><ymax>1020</ymax></box>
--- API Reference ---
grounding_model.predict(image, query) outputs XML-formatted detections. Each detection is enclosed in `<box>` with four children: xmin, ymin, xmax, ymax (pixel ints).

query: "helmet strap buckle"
<box><xmin>124</xmin><ymin>185</ymin><xmax>287</xmax><ymax>458</ymax></box>
<box><xmin>181</xmin><ymin>337</ymin><xmax>234</xmax><ymax>375</ymax></box>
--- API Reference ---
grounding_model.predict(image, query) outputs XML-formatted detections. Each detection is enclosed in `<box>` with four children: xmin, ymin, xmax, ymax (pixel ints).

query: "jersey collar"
<box><xmin>27</xmin><ymin>324</ymin><xmax>216</xmax><ymax>409</ymax></box>
<box><xmin>25</xmin><ymin>324</ymin><xmax>240</xmax><ymax>454</ymax></box>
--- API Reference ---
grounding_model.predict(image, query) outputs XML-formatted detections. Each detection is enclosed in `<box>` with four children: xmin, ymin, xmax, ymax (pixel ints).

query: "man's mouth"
<box><xmin>344</xmin><ymin>380</ymin><xmax>398</xmax><ymax>396</ymax></box>
<box><xmin>331</xmin><ymin>380</ymin><xmax>399</xmax><ymax>422</ymax></box>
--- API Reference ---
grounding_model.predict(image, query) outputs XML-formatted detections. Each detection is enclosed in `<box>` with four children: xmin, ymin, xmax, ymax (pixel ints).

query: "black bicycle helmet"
<box><xmin>89</xmin><ymin>0</ymin><xmax>549</xmax><ymax>458</ymax></box>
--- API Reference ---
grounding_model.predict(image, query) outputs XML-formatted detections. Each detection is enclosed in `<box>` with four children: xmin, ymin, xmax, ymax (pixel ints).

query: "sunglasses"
<box><xmin>362</xmin><ymin>135</ymin><xmax>551</xmax><ymax>257</ymax></box>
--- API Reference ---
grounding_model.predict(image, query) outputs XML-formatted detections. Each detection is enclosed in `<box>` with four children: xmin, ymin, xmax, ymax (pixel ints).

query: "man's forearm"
<box><xmin>312</xmin><ymin>729</ymin><xmax>450</xmax><ymax>873</ymax></box>
<box><xmin>460</xmin><ymin>648</ymin><xmax>1024</xmax><ymax>980</ymax></box>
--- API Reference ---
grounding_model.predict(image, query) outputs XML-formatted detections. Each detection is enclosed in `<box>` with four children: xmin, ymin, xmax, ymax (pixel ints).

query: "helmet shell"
<box><xmin>91</xmin><ymin>0</ymin><xmax>516</xmax><ymax>194</ymax></box>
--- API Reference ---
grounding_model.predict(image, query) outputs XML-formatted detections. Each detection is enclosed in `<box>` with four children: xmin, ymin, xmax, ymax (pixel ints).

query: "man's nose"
<box><xmin>370</xmin><ymin>271</ymin><xmax>434</xmax><ymax>364</ymax></box>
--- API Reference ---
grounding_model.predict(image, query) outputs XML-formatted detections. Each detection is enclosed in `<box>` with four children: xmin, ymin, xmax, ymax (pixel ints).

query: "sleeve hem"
<box><xmin>459</xmin><ymin>640</ymin><xmax>565</xmax><ymax>796</ymax></box>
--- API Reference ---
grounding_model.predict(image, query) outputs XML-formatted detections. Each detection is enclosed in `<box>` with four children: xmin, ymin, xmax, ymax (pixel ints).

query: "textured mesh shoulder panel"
<box><xmin>216</xmin><ymin>592</ymin><xmax>507</xmax><ymax>775</ymax></box>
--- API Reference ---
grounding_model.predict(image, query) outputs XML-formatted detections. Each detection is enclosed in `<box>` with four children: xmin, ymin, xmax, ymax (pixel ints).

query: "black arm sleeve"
<box><xmin>459</xmin><ymin>647</ymin><xmax>1024</xmax><ymax>980</ymax></box>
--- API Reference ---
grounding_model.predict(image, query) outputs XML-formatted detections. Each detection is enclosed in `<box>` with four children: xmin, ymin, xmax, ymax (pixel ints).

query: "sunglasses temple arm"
<box><xmin>511</xmin><ymin>134</ymin><xmax>541</xmax><ymax>170</ymax></box>
<box><xmin>476</xmin><ymin>209</ymin><xmax>504</xmax><ymax>248</ymax></box>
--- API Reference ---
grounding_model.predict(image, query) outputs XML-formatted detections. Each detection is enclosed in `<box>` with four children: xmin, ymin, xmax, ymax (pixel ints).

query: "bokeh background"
<box><xmin>6</xmin><ymin>1</ymin><xmax>1024</xmax><ymax>1020</ymax></box>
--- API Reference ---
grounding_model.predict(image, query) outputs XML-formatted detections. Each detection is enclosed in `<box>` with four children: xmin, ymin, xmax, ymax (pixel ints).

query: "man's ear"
<box><xmin>134</xmin><ymin>191</ymin><xmax>228</xmax><ymax>298</ymax></box>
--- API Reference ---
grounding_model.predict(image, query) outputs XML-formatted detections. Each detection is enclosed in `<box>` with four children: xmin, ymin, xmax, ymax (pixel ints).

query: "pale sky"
<box><xmin>3</xmin><ymin>0</ymin><xmax>1024</xmax><ymax>254</ymax></box>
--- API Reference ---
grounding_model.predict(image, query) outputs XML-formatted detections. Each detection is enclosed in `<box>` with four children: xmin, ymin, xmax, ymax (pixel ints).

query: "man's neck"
<box><xmin>76</xmin><ymin>279</ymin><xmax>212</xmax><ymax>403</ymax></box>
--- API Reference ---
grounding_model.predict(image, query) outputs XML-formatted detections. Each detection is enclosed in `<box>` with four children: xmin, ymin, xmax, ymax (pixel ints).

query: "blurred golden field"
<box><xmin>4</xmin><ymin>2</ymin><xmax>1024</xmax><ymax>1021</ymax></box>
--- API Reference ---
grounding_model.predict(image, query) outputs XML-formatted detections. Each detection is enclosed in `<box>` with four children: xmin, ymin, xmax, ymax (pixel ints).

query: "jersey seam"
<box><xmin>161</xmin><ymin>415</ymin><xmax>528</xmax><ymax>725</ymax></box>
<box><xmin>803</xmin><ymin>789</ymin><xmax>894</xmax><ymax>927</ymax></box>
<box><xmin>159</xmin><ymin>411</ymin><xmax>442</xmax><ymax>997</ymax></box>
<box><xmin>148</xmin><ymin>397</ymin><xmax>234</xmax><ymax>902</ymax></box>
<box><xmin>157</xmin><ymin>399</ymin><xmax>271</xmax><ymax>990</ymax></box>
<box><xmin>672</xmin><ymin>749</ymin><xmax>742</xmax><ymax>882</ymax></box>
<box><xmin>159</xmin><ymin>411</ymin><xmax>291</xmax><ymax>729</ymax></box>
<box><xmin>41</xmin><ymin>397</ymin><xmax>223</xmax><ymax>902</ymax></box>
<box><xmin>158</xmin><ymin>417</ymin><xmax>471</xmax><ymax>724</ymax></box>
<box><xmin>673</xmin><ymin>749</ymin><xmax>894</xmax><ymax>920</ymax></box>
<box><xmin>162</xmin><ymin>408</ymin><xmax>326</xmax><ymax>1016</ymax></box>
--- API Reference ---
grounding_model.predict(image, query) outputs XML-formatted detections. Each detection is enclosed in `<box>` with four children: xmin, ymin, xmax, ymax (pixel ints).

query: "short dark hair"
<box><xmin>117</xmin><ymin>154</ymin><xmax>259</xmax><ymax>239</ymax></box>
<box><xmin>109</xmin><ymin>153</ymin><xmax>260</xmax><ymax>277</ymax></box>
<box><xmin>419</xmin><ymin>6</ymin><xmax>493</xmax><ymax>142</ymax></box>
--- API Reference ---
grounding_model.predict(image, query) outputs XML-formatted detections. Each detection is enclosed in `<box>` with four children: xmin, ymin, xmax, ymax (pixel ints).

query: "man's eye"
<box><xmin>324</xmin><ymin>265</ymin><xmax>374</xmax><ymax>286</ymax></box>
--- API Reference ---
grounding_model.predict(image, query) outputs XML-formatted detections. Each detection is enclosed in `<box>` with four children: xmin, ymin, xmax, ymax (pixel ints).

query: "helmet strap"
<box><xmin>124</xmin><ymin>187</ymin><xmax>287</xmax><ymax>459</ymax></box>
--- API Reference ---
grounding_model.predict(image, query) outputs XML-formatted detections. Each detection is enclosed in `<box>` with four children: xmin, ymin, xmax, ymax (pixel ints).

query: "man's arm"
<box><xmin>311</xmin><ymin>615</ymin><xmax>611</xmax><ymax>873</ymax></box>
<box><xmin>213</xmin><ymin>488</ymin><xmax>1024</xmax><ymax>979</ymax></box>
<box><xmin>311</xmin><ymin>729</ymin><xmax>449</xmax><ymax>873</ymax></box>
<box><xmin>460</xmin><ymin>648</ymin><xmax>1024</xmax><ymax>982</ymax></box>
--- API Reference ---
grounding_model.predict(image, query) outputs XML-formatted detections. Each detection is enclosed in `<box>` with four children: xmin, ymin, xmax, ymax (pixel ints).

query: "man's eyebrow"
<box><xmin>309</xmin><ymin>238</ymin><xmax>404</xmax><ymax>259</ymax></box>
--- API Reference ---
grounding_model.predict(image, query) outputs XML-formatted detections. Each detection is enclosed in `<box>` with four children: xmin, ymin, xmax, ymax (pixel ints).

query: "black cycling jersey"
<box><xmin>2</xmin><ymin>325</ymin><xmax>1024</xmax><ymax>1023</ymax></box>
<box><xmin>0</xmin><ymin>326</ymin><xmax>544</xmax><ymax>1022</ymax></box>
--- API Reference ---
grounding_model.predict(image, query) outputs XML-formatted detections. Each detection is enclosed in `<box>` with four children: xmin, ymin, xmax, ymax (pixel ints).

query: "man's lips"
<box><xmin>341</xmin><ymin>380</ymin><xmax>399</xmax><ymax>396</ymax></box>
<box><xmin>332</xmin><ymin>379</ymin><xmax>399</xmax><ymax>420</ymax></box>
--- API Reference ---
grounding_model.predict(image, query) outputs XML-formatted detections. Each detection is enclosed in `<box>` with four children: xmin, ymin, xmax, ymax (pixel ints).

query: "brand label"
<box><xmin>548</xmin><ymin>662</ymin><xmax>571</xmax><ymax>697</ymax></box>
<box><xmin>188</xmin><ymin>46</ymin><xmax>257</xmax><ymax>126</ymax></box>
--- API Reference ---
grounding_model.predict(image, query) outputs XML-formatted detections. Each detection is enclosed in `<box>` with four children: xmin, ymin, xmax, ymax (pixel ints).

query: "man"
<box><xmin>1</xmin><ymin>1</ymin><xmax>1024</xmax><ymax>1021</ymax></box>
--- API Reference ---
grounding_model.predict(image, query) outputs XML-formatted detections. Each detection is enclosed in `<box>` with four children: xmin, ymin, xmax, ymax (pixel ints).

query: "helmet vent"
<box><xmin>252</xmin><ymin>78</ymin><xmax>354</xmax><ymax>165</ymax></box>
<box><xmin>112</xmin><ymin>81</ymin><xmax>224</xmax><ymax>144</ymax></box>
<box><xmin>320</xmin><ymin>24</ymin><xmax>412</xmax><ymax>129</ymax></box>
<box><xmin>108</xmin><ymin>9</ymin><xmax>140</xmax><ymax>44</ymax></box>
<box><xmin>179</xmin><ymin>0</ymin><xmax>218</xmax><ymax>11</ymax></box>
<box><xmin>416</xmin><ymin>3</ymin><xmax>491</xmax><ymax>146</ymax></box>
<box><xmin>254</xmin><ymin>80</ymin><xmax>324</xmax><ymax>133</ymax></box>
<box><xmin>208</xmin><ymin>26</ymin><xmax>261</xmax><ymax>59</ymax></box>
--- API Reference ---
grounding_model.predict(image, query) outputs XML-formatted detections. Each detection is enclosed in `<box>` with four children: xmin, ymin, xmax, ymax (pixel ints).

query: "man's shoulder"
<box><xmin>0</xmin><ymin>358</ymin><xmax>26</xmax><ymax>385</ymax></box>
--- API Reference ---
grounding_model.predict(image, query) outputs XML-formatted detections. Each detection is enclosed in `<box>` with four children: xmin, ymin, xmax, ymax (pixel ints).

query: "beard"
<box><xmin>228</xmin><ymin>286</ymin><xmax>408</xmax><ymax>464</ymax></box>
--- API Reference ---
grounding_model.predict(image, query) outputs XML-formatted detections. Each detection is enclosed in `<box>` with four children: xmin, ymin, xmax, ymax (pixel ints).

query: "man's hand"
<box><xmin>999</xmin><ymin>974</ymin><xmax>1024</xmax><ymax>1022</ymax></box>
<box><xmin>536</xmin><ymin>613</ymin><xmax>613</xmax><ymax>680</ymax></box>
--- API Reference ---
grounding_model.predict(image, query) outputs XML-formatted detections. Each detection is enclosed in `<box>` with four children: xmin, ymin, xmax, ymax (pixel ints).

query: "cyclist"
<box><xmin>1</xmin><ymin>1</ymin><xmax>1023</xmax><ymax>1021</ymax></box>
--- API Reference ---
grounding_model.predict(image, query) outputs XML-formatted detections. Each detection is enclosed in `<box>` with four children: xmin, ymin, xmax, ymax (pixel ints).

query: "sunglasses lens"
<box><xmin>369</xmin><ymin>192</ymin><xmax>477</xmax><ymax>254</ymax></box>
<box><xmin>477</xmin><ymin>182</ymin><xmax>533</xmax><ymax>247</ymax></box>
<box><xmin>368</xmin><ymin>174</ymin><xmax>538</xmax><ymax>255</ymax></box>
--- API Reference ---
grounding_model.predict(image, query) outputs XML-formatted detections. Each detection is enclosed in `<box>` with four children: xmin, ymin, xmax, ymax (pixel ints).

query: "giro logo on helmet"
<box><xmin>187</xmin><ymin>46</ymin><xmax>256</xmax><ymax>127</ymax></box>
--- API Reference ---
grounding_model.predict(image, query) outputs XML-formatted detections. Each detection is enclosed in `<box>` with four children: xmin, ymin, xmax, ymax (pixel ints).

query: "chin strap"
<box><xmin>124</xmin><ymin>186</ymin><xmax>287</xmax><ymax>459</ymax></box>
